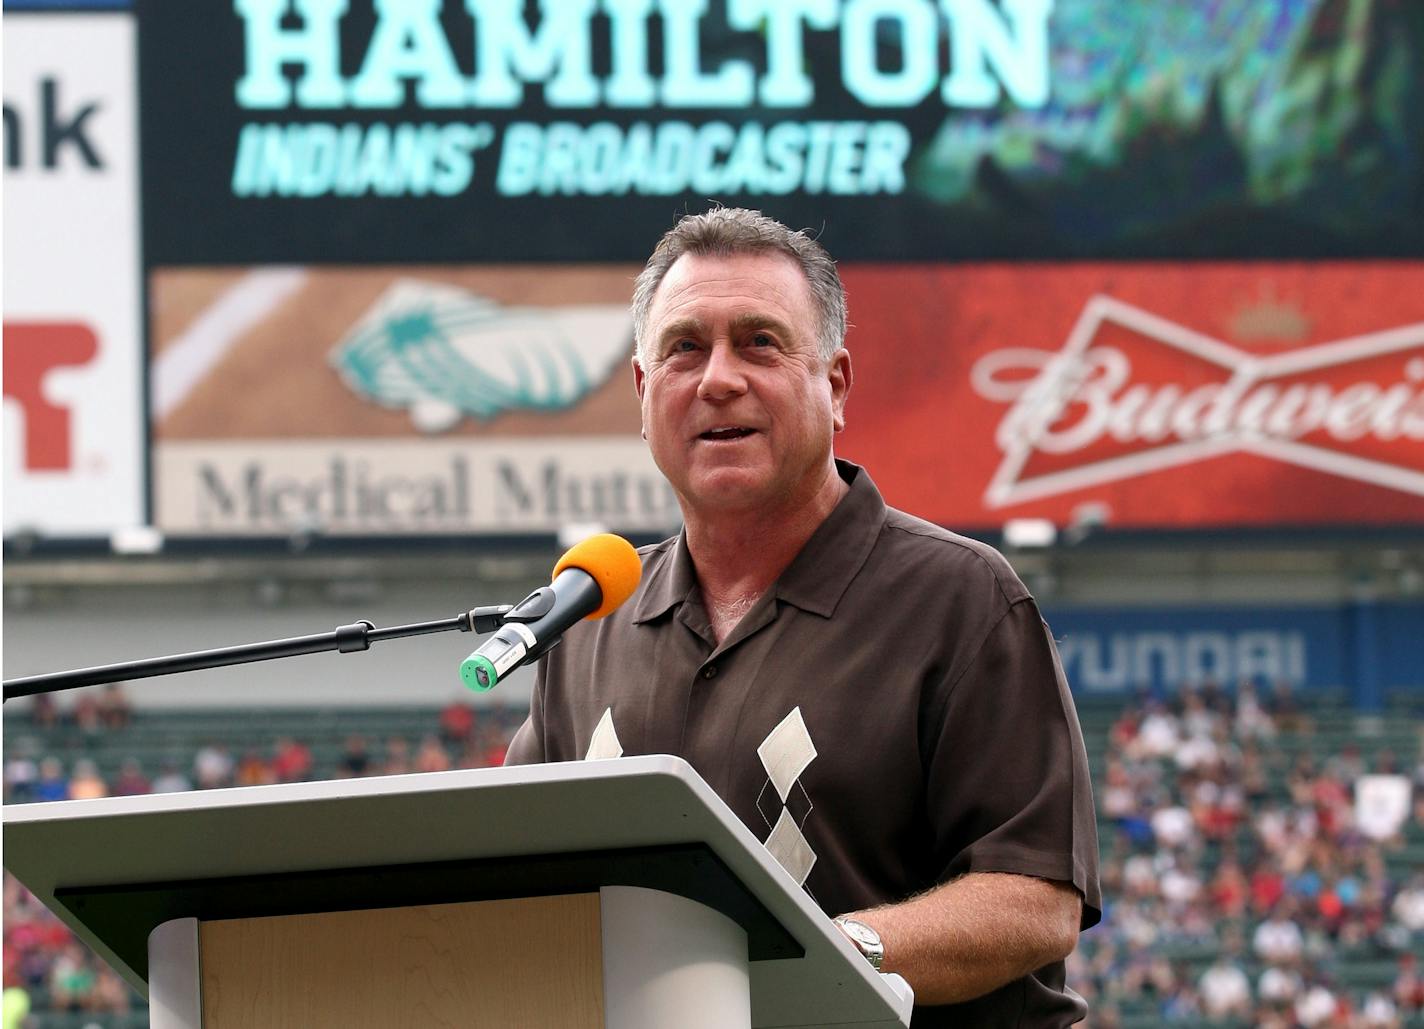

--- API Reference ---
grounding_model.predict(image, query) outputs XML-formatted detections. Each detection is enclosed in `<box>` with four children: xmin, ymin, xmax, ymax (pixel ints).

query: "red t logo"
<box><xmin>3</xmin><ymin>322</ymin><xmax>99</xmax><ymax>471</ymax></box>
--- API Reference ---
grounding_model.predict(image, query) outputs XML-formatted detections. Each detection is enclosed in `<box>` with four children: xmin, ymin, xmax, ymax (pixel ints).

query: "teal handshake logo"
<box><xmin>332</xmin><ymin>279</ymin><xmax>633</xmax><ymax>432</ymax></box>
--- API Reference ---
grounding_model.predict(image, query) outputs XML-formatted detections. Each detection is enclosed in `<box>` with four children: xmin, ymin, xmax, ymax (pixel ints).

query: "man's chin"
<box><xmin>681</xmin><ymin>469</ymin><xmax>776</xmax><ymax>512</ymax></box>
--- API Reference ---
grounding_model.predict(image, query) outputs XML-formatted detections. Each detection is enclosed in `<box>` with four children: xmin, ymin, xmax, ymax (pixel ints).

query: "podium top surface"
<box><xmin>4</xmin><ymin>755</ymin><xmax>911</xmax><ymax>1028</ymax></box>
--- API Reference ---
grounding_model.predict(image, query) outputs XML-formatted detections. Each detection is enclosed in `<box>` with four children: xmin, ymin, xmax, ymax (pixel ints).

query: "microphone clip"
<box><xmin>502</xmin><ymin>587</ymin><xmax>556</xmax><ymax>624</ymax></box>
<box><xmin>463</xmin><ymin>605</ymin><xmax>515</xmax><ymax>634</ymax></box>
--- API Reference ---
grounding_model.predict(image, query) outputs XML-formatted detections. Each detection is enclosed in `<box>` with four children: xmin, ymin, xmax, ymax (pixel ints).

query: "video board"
<box><xmin>21</xmin><ymin>0</ymin><xmax>1415</xmax><ymax>537</ymax></box>
<box><xmin>138</xmin><ymin>0</ymin><xmax>1424</xmax><ymax>263</ymax></box>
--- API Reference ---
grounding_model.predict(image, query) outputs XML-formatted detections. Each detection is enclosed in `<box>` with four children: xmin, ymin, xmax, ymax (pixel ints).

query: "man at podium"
<box><xmin>507</xmin><ymin>208</ymin><xmax>1101</xmax><ymax>1026</ymax></box>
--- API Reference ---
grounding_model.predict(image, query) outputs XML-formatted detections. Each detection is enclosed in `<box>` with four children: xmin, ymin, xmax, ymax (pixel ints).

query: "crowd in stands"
<box><xmin>1076</xmin><ymin>682</ymin><xmax>1424</xmax><ymax>1027</ymax></box>
<box><xmin>4</xmin><ymin>682</ymin><xmax>1423</xmax><ymax>1027</ymax></box>
<box><xmin>2</xmin><ymin>690</ymin><xmax>522</xmax><ymax>1022</ymax></box>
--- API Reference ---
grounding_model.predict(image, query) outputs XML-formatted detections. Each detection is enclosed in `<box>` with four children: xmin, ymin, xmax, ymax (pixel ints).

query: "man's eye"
<box><xmin>673</xmin><ymin>339</ymin><xmax>698</xmax><ymax>353</ymax></box>
<box><xmin>750</xmin><ymin>333</ymin><xmax>774</xmax><ymax>347</ymax></box>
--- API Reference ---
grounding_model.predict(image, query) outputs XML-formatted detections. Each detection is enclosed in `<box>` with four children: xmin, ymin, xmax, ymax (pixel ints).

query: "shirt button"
<box><xmin>702</xmin><ymin>665</ymin><xmax>718</xmax><ymax>680</ymax></box>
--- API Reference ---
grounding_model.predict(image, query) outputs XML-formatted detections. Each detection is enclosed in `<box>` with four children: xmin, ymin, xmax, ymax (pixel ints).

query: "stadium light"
<box><xmin>1002</xmin><ymin>518</ymin><xmax>1057</xmax><ymax>549</ymax></box>
<box><xmin>110</xmin><ymin>526</ymin><xmax>164</xmax><ymax>555</ymax></box>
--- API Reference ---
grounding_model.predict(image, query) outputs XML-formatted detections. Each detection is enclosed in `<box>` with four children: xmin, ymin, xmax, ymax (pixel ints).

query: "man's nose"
<box><xmin>697</xmin><ymin>343</ymin><xmax>748</xmax><ymax>401</ymax></box>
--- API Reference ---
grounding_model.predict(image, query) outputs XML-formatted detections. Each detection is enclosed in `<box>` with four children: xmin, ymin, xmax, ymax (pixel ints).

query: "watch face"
<box><xmin>837</xmin><ymin>919</ymin><xmax>884</xmax><ymax>970</ymax></box>
<box><xmin>840</xmin><ymin>919</ymin><xmax>881</xmax><ymax>948</ymax></box>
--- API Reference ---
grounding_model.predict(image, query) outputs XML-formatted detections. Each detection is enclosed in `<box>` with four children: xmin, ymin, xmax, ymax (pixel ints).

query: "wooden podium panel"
<box><xmin>200</xmin><ymin>894</ymin><xmax>603</xmax><ymax>1029</ymax></box>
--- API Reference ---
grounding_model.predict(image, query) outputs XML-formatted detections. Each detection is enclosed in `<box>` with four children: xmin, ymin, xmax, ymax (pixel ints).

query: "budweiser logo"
<box><xmin>970</xmin><ymin>295</ymin><xmax>1424</xmax><ymax>507</ymax></box>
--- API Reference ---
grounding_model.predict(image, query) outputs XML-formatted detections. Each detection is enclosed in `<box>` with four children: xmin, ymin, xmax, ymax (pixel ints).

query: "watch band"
<box><xmin>833</xmin><ymin>916</ymin><xmax>885</xmax><ymax>972</ymax></box>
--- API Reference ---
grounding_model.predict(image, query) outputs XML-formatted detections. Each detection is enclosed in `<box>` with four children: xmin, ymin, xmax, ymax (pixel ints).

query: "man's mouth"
<box><xmin>698</xmin><ymin>426</ymin><xmax>757</xmax><ymax>441</ymax></box>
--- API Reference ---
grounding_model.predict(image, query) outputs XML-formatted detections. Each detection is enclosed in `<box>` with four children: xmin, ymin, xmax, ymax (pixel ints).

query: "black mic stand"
<box><xmin>1</xmin><ymin>606</ymin><xmax>515</xmax><ymax>703</ymax></box>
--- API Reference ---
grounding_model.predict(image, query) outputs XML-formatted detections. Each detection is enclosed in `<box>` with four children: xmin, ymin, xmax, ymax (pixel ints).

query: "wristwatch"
<box><xmin>833</xmin><ymin>917</ymin><xmax>885</xmax><ymax>971</ymax></box>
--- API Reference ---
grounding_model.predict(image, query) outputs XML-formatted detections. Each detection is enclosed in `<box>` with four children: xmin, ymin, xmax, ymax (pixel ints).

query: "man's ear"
<box><xmin>829</xmin><ymin>349</ymin><xmax>853</xmax><ymax>432</ymax></box>
<box><xmin>633</xmin><ymin>355</ymin><xmax>646</xmax><ymax>401</ymax></box>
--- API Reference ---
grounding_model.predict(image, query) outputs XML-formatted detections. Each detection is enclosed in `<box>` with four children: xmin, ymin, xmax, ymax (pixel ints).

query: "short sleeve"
<box><xmin>922</xmin><ymin>598</ymin><xmax>1101</xmax><ymax>928</ymax></box>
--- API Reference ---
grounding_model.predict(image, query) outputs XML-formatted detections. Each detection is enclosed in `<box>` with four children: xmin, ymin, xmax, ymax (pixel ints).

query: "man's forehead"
<box><xmin>650</xmin><ymin>251</ymin><xmax>814</xmax><ymax>318</ymax></box>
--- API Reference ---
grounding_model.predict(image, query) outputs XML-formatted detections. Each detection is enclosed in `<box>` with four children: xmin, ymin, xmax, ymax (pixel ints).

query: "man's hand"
<box><xmin>838</xmin><ymin>872</ymin><xmax>1082</xmax><ymax>1006</ymax></box>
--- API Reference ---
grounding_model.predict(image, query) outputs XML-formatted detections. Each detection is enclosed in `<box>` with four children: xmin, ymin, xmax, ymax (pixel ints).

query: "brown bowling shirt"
<box><xmin>507</xmin><ymin>461</ymin><xmax>1101</xmax><ymax>1027</ymax></box>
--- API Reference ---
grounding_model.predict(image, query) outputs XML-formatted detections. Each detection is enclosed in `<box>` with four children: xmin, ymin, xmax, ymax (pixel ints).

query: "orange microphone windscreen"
<box><xmin>551</xmin><ymin>533</ymin><xmax>643</xmax><ymax>620</ymax></box>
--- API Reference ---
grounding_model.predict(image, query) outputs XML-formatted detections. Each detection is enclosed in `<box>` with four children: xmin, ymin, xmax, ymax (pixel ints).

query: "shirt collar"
<box><xmin>630</xmin><ymin>460</ymin><xmax>887</xmax><ymax>624</ymax></box>
<box><xmin>630</xmin><ymin>534</ymin><xmax>698</xmax><ymax>624</ymax></box>
<box><xmin>774</xmin><ymin>460</ymin><xmax>886</xmax><ymax>618</ymax></box>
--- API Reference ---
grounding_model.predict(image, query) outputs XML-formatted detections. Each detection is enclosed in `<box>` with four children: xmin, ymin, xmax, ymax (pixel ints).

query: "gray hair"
<box><xmin>631</xmin><ymin>207</ymin><xmax>848</xmax><ymax>366</ymax></box>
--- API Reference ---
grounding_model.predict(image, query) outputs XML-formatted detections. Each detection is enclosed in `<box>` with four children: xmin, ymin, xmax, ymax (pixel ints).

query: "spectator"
<box><xmin>1235</xmin><ymin>680</ymin><xmax>1276</xmax><ymax>740</ymax></box>
<box><xmin>90</xmin><ymin>965</ymin><xmax>132</xmax><ymax>1013</ymax></box>
<box><xmin>1190</xmin><ymin>778</ymin><xmax>1243</xmax><ymax>841</ymax></box>
<box><xmin>1394</xmin><ymin>954</ymin><xmax>1424</xmax><ymax>1014</ymax></box>
<box><xmin>1268</xmin><ymin>679</ymin><xmax>1309</xmax><ymax>733</ymax></box>
<box><xmin>97</xmin><ymin>683</ymin><xmax>132</xmax><ymax>729</ymax></box>
<box><xmin>337</xmin><ymin>735</ymin><xmax>370</xmax><ymax>778</ymax></box>
<box><xmin>1254</xmin><ymin>905</ymin><xmax>1306</xmax><ymax>966</ymax></box>
<box><xmin>1208</xmin><ymin>858</ymin><xmax>1250</xmax><ymax>919</ymax></box>
<box><xmin>1391</xmin><ymin>874</ymin><xmax>1424</xmax><ymax>936</ymax></box>
<box><xmin>193</xmin><ymin>743</ymin><xmax>235</xmax><ymax>789</ymax></box>
<box><xmin>414</xmin><ymin>735</ymin><xmax>451</xmax><ymax>774</ymax></box>
<box><xmin>32</xmin><ymin>757</ymin><xmax>69</xmax><ymax>802</ymax></box>
<box><xmin>380</xmin><ymin>736</ymin><xmax>412</xmax><ymax>776</ymax></box>
<box><xmin>1133</xmin><ymin>701</ymin><xmax>1181</xmax><ymax>760</ymax></box>
<box><xmin>1158</xmin><ymin>856</ymin><xmax>1201</xmax><ymax>906</ymax></box>
<box><xmin>1328</xmin><ymin>743</ymin><xmax>1366</xmax><ymax>783</ymax></box>
<box><xmin>47</xmin><ymin>943</ymin><xmax>94</xmax><ymax>1012</ymax></box>
<box><xmin>1289</xmin><ymin>753</ymin><xmax>1320</xmax><ymax>807</ymax></box>
<box><xmin>68</xmin><ymin>759</ymin><xmax>108</xmax><ymax>800</ymax></box>
<box><xmin>112</xmin><ymin>757</ymin><xmax>151</xmax><ymax>797</ymax></box>
<box><xmin>1108</xmin><ymin>702</ymin><xmax>1141</xmax><ymax>754</ymax></box>
<box><xmin>456</xmin><ymin>738</ymin><xmax>488</xmax><ymax>769</ymax></box>
<box><xmin>1175</xmin><ymin>729</ymin><xmax>1220</xmax><ymax>772</ymax></box>
<box><xmin>1179</xmin><ymin>687</ymin><xmax>1221</xmax><ymax>739</ymax></box>
<box><xmin>1358</xmin><ymin>991</ymin><xmax>1401</xmax><ymax>1028</ymax></box>
<box><xmin>72</xmin><ymin>690</ymin><xmax>103</xmax><ymax>737</ymax></box>
<box><xmin>151</xmin><ymin>760</ymin><xmax>193</xmax><ymax>795</ymax></box>
<box><xmin>27</xmin><ymin>693</ymin><xmax>57</xmax><ymax>729</ymax></box>
<box><xmin>271</xmin><ymin>738</ymin><xmax>312</xmax><ymax>783</ymax></box>
<box><xmin>234</xmin><ymin>749</ymin><xmax>274</xmax><ymax>787</ymax></box>
<box><xmin>1312</xmin><ymin>767</ymin><xmax>1353</xmax><ymax>837</ymax></box>
<box><xmin>1150</xmin><ymin>796</ymin><xmax>1196</xmax><ymax>850</ymax></box>
<box><xmin>1161</xmin><ymin>978</ymin><xmax>1200</xmax><ymax>1021</ymax></box>
<box><xmin>1294</xmin><ymin>973</ymin><xmax>1339</xmax><ymax>1027</ymax></box>
<box><xmin>1239</xmin><ymin>745</ymin><xmax>1272</xmax><ymax>804</ymax></box>
<box><xmin>1198</xmin><ymin>952</ymin><xmax>1253</xmax><ymax>1020</ymax></box>
<box><xmin>1259</xmin><ymin>963</ymin><xmax>1304</xmax><ymax>1007</ymax></box>
<box><xmin>3</xmin><ymin>740</ymin><xmax>39</xmax><ymax>803</ymax></box>
<box><xmin>480</xmin><ymin>724</ymin><xmax>510</xmax><ymax>768</ymax></box>
<box><xmin>439</xmin><ymin>700</ymin><xmax>476</xmax><ymax>746</ymax></box>
<box><xmin>1100</xmin><ymin>760</ymin><xmax>1136</xmax><ymax>820</ymax></box>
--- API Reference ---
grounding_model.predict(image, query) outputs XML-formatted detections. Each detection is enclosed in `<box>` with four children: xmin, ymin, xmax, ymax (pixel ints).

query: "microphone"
<box><xmin>459</xmin><ymin>533</ymin><xmax>642</xmax><ymax>691</ymax></box>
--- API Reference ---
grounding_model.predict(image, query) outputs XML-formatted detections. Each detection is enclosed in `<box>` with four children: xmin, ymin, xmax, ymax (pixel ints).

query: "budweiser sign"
<box><xmin>970</xmin><ymin>295</ymin><xmax>1424</xmax><ymax>507</ymax></box>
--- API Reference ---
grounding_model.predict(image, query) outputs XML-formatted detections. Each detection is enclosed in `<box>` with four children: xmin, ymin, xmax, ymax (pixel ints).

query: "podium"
<box><xmin>3</xmin><ymin>755</ymin><xmax>913</xmax><ymax>1027</ymax></box>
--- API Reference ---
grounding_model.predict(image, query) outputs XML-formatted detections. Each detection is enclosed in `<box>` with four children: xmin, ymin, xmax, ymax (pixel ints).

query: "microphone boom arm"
<box><xmin>1</xmin><ymin>605</ymin><xmax>515</xmax><ymax>703</ymax></box>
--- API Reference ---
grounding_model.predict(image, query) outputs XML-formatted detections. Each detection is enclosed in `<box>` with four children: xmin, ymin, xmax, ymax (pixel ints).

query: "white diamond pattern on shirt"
<box><xmin>584</xmin><ymin>707</ymin><xmax>623</xmax><ymax>760</ymax></box>
<box><xmin>756</xmin><ymin>706</ymin><xmax>818</xmax><ymax>886</ymax></box>
<box><xmin>757</xmin><ymin>707</ymin><xmax>817</xmax><ymax>802</ymax></box>
<box><xmin>765</xmin><ymin>807</ymin><xmax>817</xmax><ymax>886</ymax></box>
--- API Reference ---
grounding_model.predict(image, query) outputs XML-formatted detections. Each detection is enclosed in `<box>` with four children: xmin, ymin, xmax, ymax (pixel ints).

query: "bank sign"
<box><xmin>138</xmin><ymin>0</ymin><xmax>1423</xmax><ymax>263</ymax></box>
<box><xmin>3</xmin><ymin>14</ymin><xmax>145</xmax><ymax>537</ymax></box>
